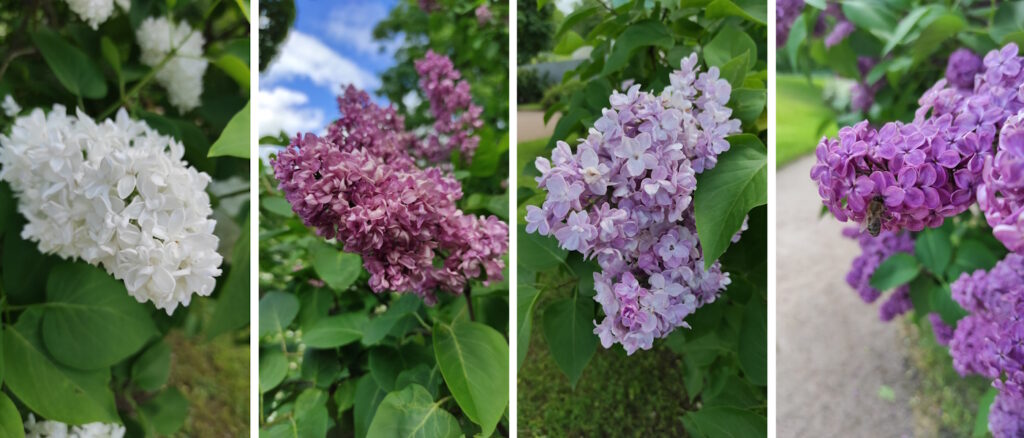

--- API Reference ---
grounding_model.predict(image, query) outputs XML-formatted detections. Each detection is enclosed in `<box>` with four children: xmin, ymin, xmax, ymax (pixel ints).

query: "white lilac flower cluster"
<box><xmin>0</xmin><ymin>105</ymin><xmax>222</xmax><ymax>314</ymax></box>
<box><xmin>135</xmin><ymin>17</ymin><xmax>208</xmax><ymax>113</ymax></box>
<box><xmin>24</xmin><ymin>414</ymin><xmax>126</xmax><ymax>438</ymax></box>
<box><xmin>62</xmin><ymin>0</ymin><xmax>130</xmax><ymax>29</ymax></box>
<box><xmin>526</xmin><ymin>53</ymin><xmax>742</xmax><ymax>354</ymax></box>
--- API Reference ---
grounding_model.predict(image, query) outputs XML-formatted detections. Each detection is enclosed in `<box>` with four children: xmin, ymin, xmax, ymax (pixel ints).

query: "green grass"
<box><xmin>518</xmin><ymin>316</ymin><xmax>692</xmax><ymax>437</ymax></box>
<box><xmin>519</xmin><ymin>102</ymin><xmax>544</xmax><ymax>111</ymax></box>
<box><xmin>776</xmin><ymin>74</ymin><xmax>839</xmax><ymax>167</ymax></box>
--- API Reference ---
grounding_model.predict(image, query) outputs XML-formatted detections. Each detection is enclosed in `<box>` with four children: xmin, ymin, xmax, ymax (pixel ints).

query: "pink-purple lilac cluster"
<box><xmin>949</xmin><ymin>254</ymin><xmax>1024</xmax><ymax>437</ymax></box>
<box><xmin>841</xmin><ymin>227</ymin><xmax>915</xmax><ymax>321</ymax></box>
<box><xmin>811</xmin><ymin>44</ymin><xmax>1024</xmax><ymax>236</ymax></box>
<box><xmin>272</xmin><ymin>86</ymin><xmax>506</xmax><ymax>305</ymax></box>
<box><xmin>525</xmin><ymin>53</ymin><xmax>742</xmax><ymax>355</ymax></box>
<box><xmin>414</xmin><ymin>50</ymin><xmax>484</xmax><ymax>163</ymax></box>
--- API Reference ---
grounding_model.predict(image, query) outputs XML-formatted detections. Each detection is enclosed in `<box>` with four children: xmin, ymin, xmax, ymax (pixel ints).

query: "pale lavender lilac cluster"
<box><xmin>525</xmin><ymin>53</ymin><xmax>741</xmax><ymax>355</ymax></box>
<box><xmin>811</xmin><ymin>44</ymin><xmax>1024</xmax><ymax>235</ymax></box>
<box><xmin>272</xmin><ymin>87</ymin><xmax>506</xmax><ymax>305</ymax></box>
<box><xmin>949</xmin><ymin>254</ymin><xmax>1024</xmax><ymax>437</ymax></box>
<box><xmin>841</xmin><ymin>227</ymin><xmax>915</xmax><ymax>321</ymax></box>
<box><xmin>414</xmin><ymin>50</ymin><xmax>484</xmax><ymax>163</ymax></box>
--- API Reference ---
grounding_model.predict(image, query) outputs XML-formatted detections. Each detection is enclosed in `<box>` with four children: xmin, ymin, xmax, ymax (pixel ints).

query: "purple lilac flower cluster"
<box><xmin>949</xmin><ymin>254</ymin><xmax>1024</xmax><ymax>437</ymax></box>
<box><xmin>979</xmin><ymin>109</ymin><xmax>1024</xmax><ymax>252</ymax></box>
<box><xmin>819</xmin><ymin>3</ymin><xmax>853</xmax><ymax>49</ymax></box>
<box><xmin>475</xmin><ymin>4</ymin><xmax>492</xmax><ymax>25</ymax></box>
<box><xmin>525</xmin><ymin>53</ymin><xmax>741</xmax><ymax>355</ymax></box>
<box><xmin>414</xmin><ymin>50</ymin><xmax>484</xmax><ymax>163</ymax></box>
<box><xmin>811</xmin><ymin>44</ymin><xmax>1024</xmax><ymax>235</ymax></box>
<box><xmin>928</xmin><ymin>313</ymin><xmax>955</xmax><ymax>346</ymax></box>
<box><xmin>272</xmin><ymin>88</ymin><xmax>506</xmax><ymax>305</ymax></box>
<box><xmin>841</xmin><ymin>227</ymin><xmax>915</xmax><ymax>321</ymax></box>
<box><xmin>775</xmin><ymin>0</ymin><xmax>804</xmax><ymax>47</ymax></box>
<box><xmin>990</xmin><ymin>393</ymin><xmax>1024</xmax><ymax>438</ymax></box>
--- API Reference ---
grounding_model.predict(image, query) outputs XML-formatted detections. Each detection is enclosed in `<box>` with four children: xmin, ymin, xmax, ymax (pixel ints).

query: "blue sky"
<box><xmin>257</xmin><ymin>0</ymin><xmax>400</xmax><ymax>137</ymax></box>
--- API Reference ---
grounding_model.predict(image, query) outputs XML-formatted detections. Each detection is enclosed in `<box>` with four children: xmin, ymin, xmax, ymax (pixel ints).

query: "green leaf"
<box><xmin>3</xmin><ymin>232</ymin><xmax>55</xmax><ymax>305</ymax></box>
<box><xmin>207</xmin><ymin>101</ymin><xmax>250</xmax><ymax>158</ymax></box>
<box><xmin>99</xmin><ymin>36</ymin><xmax>122</xmax><ymax>93</ymax></box>
<box><xmin>41</xmin><ymin>263</ymin><xmax>158</xmax><ymax>370</ymax></box>
<box><xmin>0</xmin><ymin>393</ymin><xmax>23</xmax><ymax>438</ymax></box>
<box><xmin>297</xmin><ymin>288</ymin><xmax>333</xmax><ymax>331</ymax></box>
<box><xmin>542</xmin><ymin>297</ymin><xmax>597</xmax><ymax>388</ymax></box>
<box><xmin>517</xmin><ymin>284</ymin><xmax>541</xmax><ymax>367</ymax></box>
<box><xmin>301</xmin><ymin>349</ymin><xmax>341</xmax><ymax>388</ymax></box>
<box><xmin>973</xmin><ymin>387</ymin><xmax>998</xmax><ymax>437</ymax></box>
<box><xmin>718</xmin><ymin>52</ymin><xmax>751</xmax><ymax>89</ymax></box>
<box><xmin>138</xmin><ymin>388</ymin><xmax>188</xmax><ymax>435</ymax></box>
<box><xmin>258</xmin><ymin>348</ymin><xmax>287</xmax><ymax>393</ymax></box>
<box><xmin>555</xmin><ymin>5</ymin><xmax>599</xmax><ymax>40</ymax></box>
<box><xmin>990</xmin><ymin>2</ymin><xmax>1024</xmax><ymax>45</ymax></box>
<box><xmin>882</xmin><ymin>6</ymin><xmax>933</xmax><ymax>55</ymax></box>
<box><xmin>294</xmin><ymin>388</ymin><xmax>329</xmax><ymax>437</ymax></box>
<box><xmin>553</xmin><ymin>30</ymin><xmax>585</xmax><ymax>55</ymax></box>
<box><xmin>518</xmin><ymin>225</ymin><xmax>567</xmax><ymax>271</ymax></box>
<box><xmin>432</xmin><ymin>319</ymin><xmax>509</xmax><ymax>436</ymax></box>
<box><xmin>601</xmin><ymin>19</ymin><xmax>675</xmax><ymax>76</ymax></box>
<box><xmin>303</xmin><ymin>313</ymin><xmax>367</xmax><ymax>349</ymax></box>
<box><xmin>910</xmin><ymin>12</ymin><xmax>966</xmax><ymax>62</ymax></box>
<box><xmin>694</xmin><ymin>134</ymin><xmax>767</xmax><ymax>268</ymax></box>
<box><xmin>933</xmin><ymin>283</ymin><xmax>968</xmax><ymax>325</ymax></box>
<box><xmin>915</xmin><ymin>227</ymin><xmax>952</xmax><ymax>276</ymax></box>
<box><xmin>214</xmin><ymin>54</ymin><xmax>250</xmax><ymax>90</ymax></box>
<box><xmin>311</xmin><ymin>241</ymin><xmax>363</xmax><ymax>292</ymax></box>
<box><xmin>5</xmin><ymin>309</ymin><xmax>118</xmax><ymax>424</ymax></box>
<box><xmin>131</xmin><ymin>340</ymin><xmax>171</xmax><ymax>391</ymax></box>
<box><xmin>706</xmin><ymin>0</ymin><xmax>767</xmax><ymax>25</ymax></box>
<box><xmin>369</xmin><ymin>347</ymin><xmax>405</xmax><ymax>391</ymax></box>
<box><xmin>703</xmin><ymin>25</ymin><xmax>756</xmax><ymax>74</ymax></box>
<box><xmin>395</xmin><ymin>364</ymin><xmax>442</xmax><ymax>398</ymax></box>
<box><xmin>908</xmin><ymin>276</ymin><xmax>935</xmax><ymax>316</ymax></box>
<box><xmin>685</xmin><ymin>406</ymin><xmax>766</xmax><ymax>437</ymax></box>
<box><xmin>869</xmin><ymin>253</ymin><xmax>920</xmax><ymax>291</ymax></box>
<box><xmin>362</xmin><ymin>295</ymin><xmax>421</xmax><ymax>346</ymax></box>
<box><xmin>783</xmin><ymin>14</ymin><xmax>807</xmax><ymax>68</ymax></box>
<box><xmin>258</xmin><ymin>291</ymin><xmax>299</xmax><ymax>337</ymax></box>
<box><xmin>261</xmin><ymin>196</ymin><xmax>295</xmax><ymax>217</ymax></box>
<box><xmin>728</xmin><ymin>88</ymin><xmax>766</xmax><ymax>126</ymax></box>
<box><xmin>354</xmin><ymin>374</ymin><xmax>387</xmax><ymax>438</ymax></box>
<box><xmin>367</xmin><ymin>384</ymin><xmax>461</xmax><ymax>438</ymax></box>
<box><xmin>0</xmin><ymin>183</ymin><xmax>12</xmax><ymax>238</ymax></box>
<box><xmin>207</xmin><ymin>213</ymin><xmax>251</xmax><ymax>338</ymax></box>
<box><xmin>470</xmin><ymin>132</ymin><xmax>509</xmax><ymax>178</ymax></box>
<box><xmin>841</xmin><ymin>0</ymin><xmax>898</xmax><ymax>40</ymax></box>
<box><xmin>334</xmin><ymin>379</ymin><xmax>357</xmax><ymax>414</ymax></box>
<box><xmin>738</xmin><ymin>297</ymin><xmax>767</xmax><ymax>386</ymax></box>
<box><xmin>947</xmin><ymin>240</ymin><xmax>1001</xmax><ymax>281</ymax></box>
<box><xmin>31</xmin><ymin>28</ymin><xmax>107</xmax><ymax>99</ymax></box>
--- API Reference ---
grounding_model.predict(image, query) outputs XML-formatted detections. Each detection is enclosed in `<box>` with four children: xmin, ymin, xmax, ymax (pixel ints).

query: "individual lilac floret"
<box><xmin>842</xmin><ymin>227</ymin><xmax>915</xmax><ymax>321</ymax></box>
<box><xmin>414</xmin><ymin>50</ymin><xmax>484</xmax><ymax>163</ymax></box>
<box><xmin>946</xmin><ymin>48</ymin><xmax>982</xmax><ymax>90</ymax></box>
<box><xmin>948</xmin><ymin>254</ymin><xmax>1024</xmax><ymax>403</ymax></box>
<box><xmin>979</xmin><ymin>110</ymin><xmax>1024</xmax><ymax>252</ymax></box>
<box><xmin>989</xmin><ymin>393</ymin><xmax>1024</xmax><ymax>438</ymax></box>
<box><xmin>928</xmin><ymin>313</ymin><xmax>955</xmax><ymax>346</ymax></box>
<box><xmin>812</xmin><ymin>44</ymin><xmax>1024</xmax><ymax>235</ymax></box>
<box><xmin>529</xmin><ymin>53</ymin><xmax>742</xmax><ymax>355</ymax></box>
<box><xmin>272</xmin><ymin>84</ymin><xmax>507</xmax><ymax>305</ymax></box>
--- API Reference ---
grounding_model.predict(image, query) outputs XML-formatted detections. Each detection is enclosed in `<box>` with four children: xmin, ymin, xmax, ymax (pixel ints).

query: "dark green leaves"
<box><xmin>518</xmin><ymin>225</ymin><xmax>567</xmax><ymax>271</ymax></box>
<box><xmin>303</xmin><ymin>313</ymin><xmax>367</xmax><ymax>349</ymax></box>
<box><xmin>311</xmin><ymin>241</ymin><xmax>363</xmax><ymax>292</ymax></box>
<box><xmin>5</xmin><ymin>309</ymin><xmax>119</xmax><ymax>424</ymax></box>
<box><xmin>517</xmin><ymin>285</ymin><xmax>541</xmax><ymax>367</ymax></box>
<box><xmin>259</xmin><ymin>348</ymin><xmax>288</xmax><ymax>393</ymax></box>
<box><xmin>738</xmin><ymin>297</ymin><xmax>767</xmax><ymax>386</ymax></box>
<box><xmin>695</xmin><ymin>135</ymin><xmax>768</xmax><ymax>267</ymax></box>
<box><xmin>32</xmin><ymin>29</ymin><xmax>108</xmax><ymax>99</ymax></box>
<box><xmin>542</xmin><ymin>297</ymin><xmax>597</xmax><ymax>388</ymax></box>
<box><xmin>41</xmin><ymin>263</ymin><xmax>158</xmax><ymax>370</ymax></box>
<box><xmin>208</xmin><ymin>101</ymin><xmax>251</xmax><ymax>158</ymax></box>
<box><xmin>366</xmin><ymin>384</ymin><xmax>461</xmax><ymax>438</ymax></box>
<box><xmin>869</xmin><ymin>253</ymin><xmax>920</xmax><ymax>291</ymax></box>
<box><xmin>258</xmin><ymin>292</ymin><xmax>300</xmax><ymax>337</ymax></box>
<box><xmin>915</xmin><ymin>227</ymin><xmax>952</xmax><ymax>276</ymax></box>
<box><xmin>0</xmin><ymin>393</ymin><xmax>22</xmax><ymax>438</ymax></box>
<box><xmin>601</xmin><ymin>19</ymin><xmax>674</xmax><ymax>76</ymax></box>
<box><xmin>685</xmin><ymin>406</ymin><xmax>767</xmax><ymax>437</ymax></box>
<box><xmin>132</xmin><ymin>340</ymin><xmax>172</xmax><ymax>391</ymax></box>
<box><xmin>432</xmin><ymin>319</ymin><xmax>509</xmax><ymax>437</ymax></box>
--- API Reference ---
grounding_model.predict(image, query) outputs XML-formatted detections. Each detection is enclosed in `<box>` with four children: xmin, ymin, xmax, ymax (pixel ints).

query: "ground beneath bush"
<box><xmin>166</xmin><ymin>331</ymin><xmax>250</xmax><ymax>436</ymax></box>
<box><xmin>777</xmin><ymin>156</ymin><xmax>916</xmax><ymax>437</ymax></box>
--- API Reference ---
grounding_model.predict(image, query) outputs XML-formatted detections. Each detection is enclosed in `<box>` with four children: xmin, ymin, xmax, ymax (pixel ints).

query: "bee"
<box><xmin>864</xmin><ymin>196</ymin><xmax>885</xmax><ymax>237</ymax></box>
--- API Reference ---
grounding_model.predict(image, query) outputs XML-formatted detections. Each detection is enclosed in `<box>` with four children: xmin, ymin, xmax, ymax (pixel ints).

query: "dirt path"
<box><xmin>517</xmin><ymin>110</ymin><xmax>560</xmax><ymax>142</ymax></box>
<box><xmin>777</xmin><ymin>155</ymin><xmax>915</xmax><ymax>437</ymax></box>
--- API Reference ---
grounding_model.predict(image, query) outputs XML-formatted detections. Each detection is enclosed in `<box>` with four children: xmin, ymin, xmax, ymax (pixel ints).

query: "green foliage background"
<box><xmin>257</xmin><ymin>1</ymin><xmax>511</xmax><ymax>436</ymax></box>
<box><xmin>517</xmin><ymin>0</ymin><xmax>767</xmax><ymax>436</ymax></box>
<box><xmin>0</xmin><ymin>0</ymin><xmax>251</xmax><ymax>435</ymax></box>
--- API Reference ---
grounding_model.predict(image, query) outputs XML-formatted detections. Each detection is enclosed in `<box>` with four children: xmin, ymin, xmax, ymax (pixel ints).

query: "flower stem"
<box><xmin>464</xmin><ymin>286</ymin><xmax>475</xmax><ymax>321</ymax></box>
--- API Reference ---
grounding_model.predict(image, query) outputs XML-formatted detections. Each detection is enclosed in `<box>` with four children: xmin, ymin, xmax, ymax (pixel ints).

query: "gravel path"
<box><xmin>517</xmin><ymin>110</ymin><xmax>559</xmax><ymax>142</ymax></box>
<box><xmin>777</xmin><ymin>155</ymin><xmax>916</xmax><ymax>437</ymax></box>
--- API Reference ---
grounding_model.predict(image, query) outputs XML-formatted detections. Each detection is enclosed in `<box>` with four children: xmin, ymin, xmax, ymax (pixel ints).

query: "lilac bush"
<box><xmin>272</xmin><ymin>55</ymin><xmax>507</xmax><ymax>305</ymax></box>
<box><xmin>841</xmin><ymin>227</ymin><xmax>915</xmax><ymax>320</ymax></box>
<box><xmin>414</xmin><ymin>50</ymin><xmax>484</xmax><ymax>163</ymax></box>
<box><xmin>526</xmin><ymin>53</ymin><xmax>741</xmax><ymax>354</ymax></box>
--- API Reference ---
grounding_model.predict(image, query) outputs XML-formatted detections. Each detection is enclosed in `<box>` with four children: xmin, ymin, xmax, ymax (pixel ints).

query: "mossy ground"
<box><xmin>166</xmin><ymin>331</ymin><xmax>250</xmax><ymax>436</ymax></box>
<box><xmin>517</xmin><ymin>322</ymin><xmax>691</xmax><ymax>437</ymax></box>
<box><xmin>904</xmin><ymin>318</ymin><xmax>992</xmax><ymax>437</ymax></box>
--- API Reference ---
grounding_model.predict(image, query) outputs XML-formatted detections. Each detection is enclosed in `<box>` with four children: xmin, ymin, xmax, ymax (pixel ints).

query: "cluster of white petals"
<box><xmin>24</xmin><ymin>414</ymin><xmax>126</xmax><ymax>438</ymax></box>
<box><xmin>0</xmin><ymin>105</ymin><xmax>222</xmax><ymax>314</ymax></box>
<box><xmin>135</xmin><ymin>17</ymin><xmax>207</xmax><ymax>112</ymax></box>
<box><xmin>62</xmin><ymin>0</ymin><xmax>129</xmax><ymax>30</ymax></box>
<box><xmin>3</xmin><ymin>95</ymin><xmax>20</xmax><ymax>117</ymax></box>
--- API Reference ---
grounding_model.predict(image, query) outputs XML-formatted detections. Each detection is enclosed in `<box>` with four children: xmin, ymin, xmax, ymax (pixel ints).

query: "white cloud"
<box><xmin>325</xmin><ymin>2</ymin><xmax>401</xmax><ymax>60</ymax></box>
<box><xmin>256</xmin><ymin>87</ymin><xmax>325</xmax><ymax>137</ymax></box>
<box><xmin>263</xmin><ymin>31</ymin><xmax>380</xmax><ymax>91</ymax></box>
